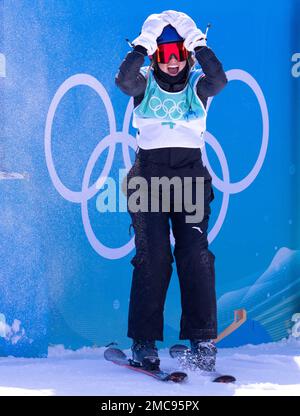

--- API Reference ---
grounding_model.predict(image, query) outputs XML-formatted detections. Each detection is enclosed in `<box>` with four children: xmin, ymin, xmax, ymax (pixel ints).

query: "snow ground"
<box><xmin>0</xmin><ymin>338</ymin><xmax>299</xmax><ymax>396</ymax></box>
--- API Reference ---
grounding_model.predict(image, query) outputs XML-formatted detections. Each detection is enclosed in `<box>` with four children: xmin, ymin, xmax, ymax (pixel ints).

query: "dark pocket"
<box><xmin>130</xmin><ymin>254</ymin><xmax>145</xmax><ymax>268</ymax></box>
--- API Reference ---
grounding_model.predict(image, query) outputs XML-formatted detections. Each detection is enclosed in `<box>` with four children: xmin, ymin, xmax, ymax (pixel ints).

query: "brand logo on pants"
<box><xmin>192</xmin><ymin>226</ymin><xmax>203</xmax><ymax>233</ymax></box>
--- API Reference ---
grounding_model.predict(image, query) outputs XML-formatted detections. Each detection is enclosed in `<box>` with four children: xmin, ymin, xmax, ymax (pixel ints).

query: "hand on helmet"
<box><xmin>132</xmin><ymin>13</ymin><xmax>169</xmax><ymax>55</ymax></box>
<box><xmin>161</xmin><ymin>10</ymin><xmax>207</xmax><ymax>51</ymax></box>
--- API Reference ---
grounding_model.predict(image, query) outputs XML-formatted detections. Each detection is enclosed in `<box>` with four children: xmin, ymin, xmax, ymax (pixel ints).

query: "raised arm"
<box><xmin>115</xmin><ymin>46</ymin><xmax>148</xmax><ymax>97</ymax></box>
<box><xmin>161</xmin><ymin>10</ymin><xmax>228</xmax><ymax>100</ymax></box>
<box><xmin>195</xmin><ymin>46</ymin><xmax>228</xmax><ymax>99</ymax></box>
<box><xmin>115</xmin><ymin>14</ymin><xmax>167</xmax><ymax>97</ymax></box>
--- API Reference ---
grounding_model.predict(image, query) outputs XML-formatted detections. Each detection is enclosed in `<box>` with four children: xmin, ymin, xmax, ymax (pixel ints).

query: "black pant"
<box><xmin>126</xmin><ymin>148</ymin><xmax>217</xmax><ymax>341</ymax></box>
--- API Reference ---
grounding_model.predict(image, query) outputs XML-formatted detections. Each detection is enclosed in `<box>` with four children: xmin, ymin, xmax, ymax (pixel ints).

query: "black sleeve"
<box><xmin>195</xmin><ymin>46</ymin><xmax>228</xmax><ymax>99</ymax></box>
<box><xmin>115</xmin><ymin>46</ymin><xmax>148</xmax><ymax>97</ymax></box>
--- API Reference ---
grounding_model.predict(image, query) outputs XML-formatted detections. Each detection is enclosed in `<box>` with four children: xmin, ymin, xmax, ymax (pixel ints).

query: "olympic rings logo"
<box><xmin>149</xmin><ymin>96</ymin><xmax>187</xmax><ymax>120</ymax></box>
<box><xmin>45</xmin><ymin>69</ymin><xmax>269</xmax><ymax>260</ymax></box>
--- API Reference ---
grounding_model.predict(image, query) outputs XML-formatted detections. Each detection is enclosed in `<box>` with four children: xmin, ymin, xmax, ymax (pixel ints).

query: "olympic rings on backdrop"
<box><xmin>44</xmin><ymin>70</ymin><xmax>269</xmax><ymax>257</ymax></box>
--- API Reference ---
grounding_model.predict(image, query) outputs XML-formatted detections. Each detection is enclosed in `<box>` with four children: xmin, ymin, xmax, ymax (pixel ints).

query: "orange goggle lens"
<box><xmin>154</xmin><ymin>42</ymin><xmax>188</xmax><ymax>63</ymax></box>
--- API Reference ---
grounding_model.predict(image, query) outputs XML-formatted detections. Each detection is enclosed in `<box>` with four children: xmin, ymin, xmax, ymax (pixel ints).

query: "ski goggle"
<box><xmin>153</xmin><ymin>42</ymin><xmax>188</xmax><ymax>63</ymax></box>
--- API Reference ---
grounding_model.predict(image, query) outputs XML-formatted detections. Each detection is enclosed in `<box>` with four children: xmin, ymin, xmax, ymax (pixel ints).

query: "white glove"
<box><xmin>132</xmin><ymin>13</ymin><xmax>168</xmax><ymax>55</ymax></box>
<box><xmin>161</xmin><ymin>10</ymin><xmax>207</xmax><ymax>51</ymax></box>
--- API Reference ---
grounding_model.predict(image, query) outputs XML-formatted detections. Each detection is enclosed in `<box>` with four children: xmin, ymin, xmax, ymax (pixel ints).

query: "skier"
<box><xmin>115</xmin><ymin>10</ymin><xmax>228</xmax><ymax>371</ymax></box>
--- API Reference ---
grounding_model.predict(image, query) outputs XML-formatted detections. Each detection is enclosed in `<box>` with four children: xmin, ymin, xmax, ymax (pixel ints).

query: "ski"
<box><xmin>104</xmin><ymin>347</ymin><xmax>187</xmax><ymax>383</ymax></box>
<box><xmin>104</xmin><ymin>310</ymin><xmax>245</xmax><ymax>384</ymax></box>
<box><xmin>169</xmin><ymin>344</ymin><xmax>236</xmax><ymax>383</ymax></box>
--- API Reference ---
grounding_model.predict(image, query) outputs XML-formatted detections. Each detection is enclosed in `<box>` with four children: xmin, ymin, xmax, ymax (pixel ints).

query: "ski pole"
<box><xmin>205</xmin><ymin>23</ymin><xmax>211</xmax><ymax>40</ymax></box>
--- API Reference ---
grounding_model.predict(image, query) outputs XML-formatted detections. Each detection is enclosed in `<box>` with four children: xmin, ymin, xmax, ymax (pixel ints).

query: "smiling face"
<box><xmin>157</xmin><ymin>56</ymin><xmax>187</xmax><ymax>76</ymax></box>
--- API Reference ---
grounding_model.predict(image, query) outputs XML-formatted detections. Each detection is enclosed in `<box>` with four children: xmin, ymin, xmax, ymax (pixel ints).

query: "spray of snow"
<box><xmin>0</xmin><ymin>313</ymin><xmax>31</xmax><ymax>344</ymax></box>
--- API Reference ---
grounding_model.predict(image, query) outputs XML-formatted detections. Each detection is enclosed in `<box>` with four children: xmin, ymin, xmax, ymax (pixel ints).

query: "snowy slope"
<box><xmin>0</xmin><ymin>338</ymin><xmax>299</xmax><ymax>396</ymax></box>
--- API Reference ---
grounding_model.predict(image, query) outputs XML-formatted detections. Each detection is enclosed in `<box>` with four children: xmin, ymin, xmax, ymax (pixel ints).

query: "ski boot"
<box><xmin>131</xmin><ymin>340</ymin><xmax>160</xmax><ymax>371</ymax></box>
<box><xmin>190</xmin><ymin>339</ymin><xmax>217</xmax><ymax>371</ymax></box>
<box><xmin>177</xmin><ymin>340</ymin><xmax>217</xmax><ymax>372</ymax></box>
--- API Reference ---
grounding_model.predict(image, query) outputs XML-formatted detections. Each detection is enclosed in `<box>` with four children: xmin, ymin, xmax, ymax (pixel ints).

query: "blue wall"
<box><xmin>0</xmin><ymin>0</ymin><xmax>299</xmax><ymax>357</ymax></box>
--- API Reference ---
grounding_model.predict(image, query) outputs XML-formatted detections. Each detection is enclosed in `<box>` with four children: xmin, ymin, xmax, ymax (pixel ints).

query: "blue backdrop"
<box><xmin>0</xmin><ymin>0</ymin><xmax>299</xmax><ymax>357</ymax></box>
